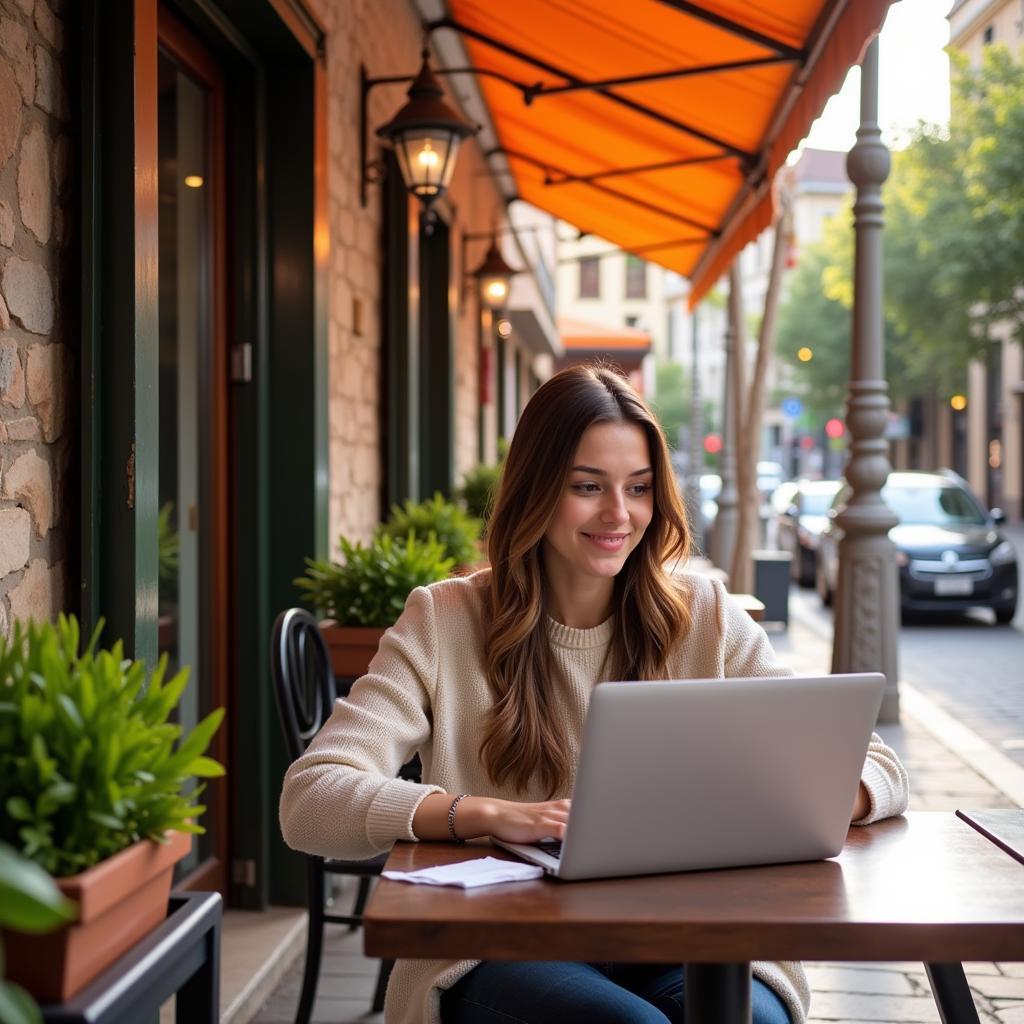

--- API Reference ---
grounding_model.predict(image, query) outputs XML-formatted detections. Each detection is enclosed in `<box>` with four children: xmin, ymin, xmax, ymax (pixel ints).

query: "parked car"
<box><xmin>815</xmin><ymin>471</ymin><xmax>1019</xmax><ymax>623</ymax></box>
<box><xmin>776</xmin><ymin>479</ymin><xmax>842</xmax><ymax>586</ymax></box>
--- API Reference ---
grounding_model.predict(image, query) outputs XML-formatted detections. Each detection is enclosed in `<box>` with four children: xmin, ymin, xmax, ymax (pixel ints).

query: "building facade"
<box><xmin>0</xmin><ymin>0</ymin><xmax>557</xmax><ymax>906</ymax></box>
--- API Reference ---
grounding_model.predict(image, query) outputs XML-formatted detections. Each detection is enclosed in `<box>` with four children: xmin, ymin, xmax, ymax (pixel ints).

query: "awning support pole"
<box><xmin>831</xmin><ymin>38</ymin><xmax>900</xmax><ymax>723</ymax></box>
<box><xmin>710</xmin><ymin>265</ymin><xmax>739</xmax><ymax>572</ymax></box>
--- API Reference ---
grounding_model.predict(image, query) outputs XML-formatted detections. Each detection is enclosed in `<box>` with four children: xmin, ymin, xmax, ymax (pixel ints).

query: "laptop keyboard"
<box><xmin>535</xmin><ymin>840</ymin><xmax>563</xmax><ymax>859</ymax></box>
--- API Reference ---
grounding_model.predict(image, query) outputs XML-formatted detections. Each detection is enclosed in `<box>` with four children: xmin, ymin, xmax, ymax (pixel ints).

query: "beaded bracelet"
<box><xmin>447</xmin><ymin>793</ymin><xmax>469</xmax><ymax>843</ymax></box>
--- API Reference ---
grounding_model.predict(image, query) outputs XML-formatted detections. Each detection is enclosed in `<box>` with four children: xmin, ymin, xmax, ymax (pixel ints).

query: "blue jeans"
<box><xmin>440</xmin><ymin>961</ymin><xmax>791</xmax><ymax>1023</ymax></box>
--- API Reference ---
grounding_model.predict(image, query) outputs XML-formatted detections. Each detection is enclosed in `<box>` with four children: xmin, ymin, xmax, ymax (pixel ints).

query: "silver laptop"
<box><xmin>493</xmin><ymin>672</ymin><xmax>885</xmax><ymax>880</ymax></box>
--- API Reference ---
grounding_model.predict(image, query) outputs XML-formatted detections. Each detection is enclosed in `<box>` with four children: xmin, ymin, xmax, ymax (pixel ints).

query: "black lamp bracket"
<box><xmin>360</xmin><ymin>62</ymin><xmax>504</xmax><ymax>208</ymax></box>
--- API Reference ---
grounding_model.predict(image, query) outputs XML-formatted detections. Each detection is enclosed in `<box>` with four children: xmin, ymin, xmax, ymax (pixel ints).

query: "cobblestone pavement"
<box><xmin>254</xmin><ymin>606</ymin><xmax>1024</xmax><ymax>1024</ymax></box>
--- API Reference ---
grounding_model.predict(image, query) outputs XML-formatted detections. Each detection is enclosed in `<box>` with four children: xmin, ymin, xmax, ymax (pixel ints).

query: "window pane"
<box><xmin>625</xmin><ymin>256</ymin><xmax>647</xmax><ymax>299</ymax></box>
<box><xmin>579</xmin><ymin>256</ymin><xmax>600</xmax><ymax>298</ymax></box>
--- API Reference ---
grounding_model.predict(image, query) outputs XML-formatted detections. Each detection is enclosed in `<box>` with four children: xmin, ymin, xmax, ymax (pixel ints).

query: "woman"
<box><xmin>280</xmin><ymin>364</ymin><xmax>909</xmax><ymax>1024</ymax></box>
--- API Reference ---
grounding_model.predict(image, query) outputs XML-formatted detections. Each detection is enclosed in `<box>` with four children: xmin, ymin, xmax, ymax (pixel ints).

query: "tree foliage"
<box><xmin>777</xmin><ymin>45</ymin><xmax>1024</xmax><ymax>411</ymax></box>
<box><xmin>653</xmin><ymin>359</ymin><xmax>688</xmax><ymax>449</ymax></box>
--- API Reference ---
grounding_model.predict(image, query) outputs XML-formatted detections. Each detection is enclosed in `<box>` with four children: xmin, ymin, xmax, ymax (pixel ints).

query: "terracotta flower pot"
<box><xmin>319</xmin><ymin>620</ymin><xmax>386</xmax><ymax>677</ymax></box>
<box><xmin>3</xmin><ymin>829</ymin><xmax>192</xmax><ymax>1003</ymax></box>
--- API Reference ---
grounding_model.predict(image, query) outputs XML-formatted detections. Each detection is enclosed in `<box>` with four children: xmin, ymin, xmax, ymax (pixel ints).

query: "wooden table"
<box><xmin>365</xmin><ymin>812</ymin><xmax>1024</xmax><ymax>1024</ymax></box>
<box><xmin>730</xmin><ymin>592</ymin><xmax>765</xmax><ymax>621</ymax></box>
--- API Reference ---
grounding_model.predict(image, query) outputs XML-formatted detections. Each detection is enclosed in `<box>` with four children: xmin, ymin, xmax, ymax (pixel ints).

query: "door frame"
<box><xmin>80</xmin><ymin>0</ymin><xmax>328</xmax><ymax>908</ymax></box>
<box><xmin>156</xmin><ymin>1</ymin><xmax>231</xmax><ymax>895</ymax></box>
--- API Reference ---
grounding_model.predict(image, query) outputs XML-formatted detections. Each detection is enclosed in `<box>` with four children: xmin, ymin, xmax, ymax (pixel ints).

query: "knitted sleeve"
<box><xmin>279</xmin><ymin>586</ymin><xmax>446</xmax><ymax>860</ymax></box>
<box><xmin>853</xmin><ymin>733</ymin><xmax>910</xmax><ymax>824</ymax></box>
<box><xmin>710</xmin><ymin>576</ymin><xmax>794</xmax><ymax>679</ymax></box>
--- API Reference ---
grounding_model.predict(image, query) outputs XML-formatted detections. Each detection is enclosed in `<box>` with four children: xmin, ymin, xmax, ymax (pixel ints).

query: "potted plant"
<box><xmin>380</xmin><ymin>492</ymin><xmax>483</xmax><ymax>570</ymax></box>
<box><xmin>0</xmin><ymin>615</ymin><xmax>224</xmax><ymax>1003</ymax></box>
<box><xmin>0</xmin><ymin>843</ymin><xmax>77</xmax><ymax>1024</ymax></box>
<box><xmin>294</xmin><ymin>532</ymin><xmax>453</xmax><ymax>677</ymax></box>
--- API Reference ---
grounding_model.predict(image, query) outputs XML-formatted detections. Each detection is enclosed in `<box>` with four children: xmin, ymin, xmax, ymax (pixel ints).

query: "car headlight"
<box><xmin>990</xmin><ymin>541</ymin><xmax>1016</xmax><ymax>566</ymax></box>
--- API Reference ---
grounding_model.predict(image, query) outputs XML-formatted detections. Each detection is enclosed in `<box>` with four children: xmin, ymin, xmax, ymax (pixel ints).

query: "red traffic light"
<box><xmin>825</xmin><ymin>418</ymin><xmax>845</xmax><ymax>440</ymax></box>
<box><xmin>703</xmin><ymin>433</ymin><xmax>722</xmax><ymax>454</ymax></box>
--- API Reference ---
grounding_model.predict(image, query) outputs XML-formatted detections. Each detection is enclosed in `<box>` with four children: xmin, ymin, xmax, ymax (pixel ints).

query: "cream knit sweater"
<box><xmin>280</xmin><ymin>570</ymin><xmax>909</xmax><ymax>1024</ymax></box>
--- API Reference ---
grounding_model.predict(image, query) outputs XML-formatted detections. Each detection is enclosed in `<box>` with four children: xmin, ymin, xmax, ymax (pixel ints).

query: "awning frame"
<box><xmin>422</xmin><ymin>0</ymin><xmax>887</xmax><ymax>303</ymax></box>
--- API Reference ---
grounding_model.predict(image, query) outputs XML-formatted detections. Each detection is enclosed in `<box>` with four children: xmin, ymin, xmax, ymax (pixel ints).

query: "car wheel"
<box><xmin>995</xmin><ymin>604</ymin><xmax>1017</xmax><ymax>625</ymax></box>
<box><xmin>816</xmin><ymin>559</ymin><xmax>833</xmax><ymax>607</ymax></box>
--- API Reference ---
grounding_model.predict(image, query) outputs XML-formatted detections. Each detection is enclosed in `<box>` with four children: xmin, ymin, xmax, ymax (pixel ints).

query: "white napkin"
<box><xmin>382</xmin><ymin>856</ymin><xmax>544</xmax><ymax>888</ymax></box>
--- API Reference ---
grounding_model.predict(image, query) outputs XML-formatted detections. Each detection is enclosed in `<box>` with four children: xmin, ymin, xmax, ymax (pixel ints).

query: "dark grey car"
<box><xmin>816</xmin><ymin>471</ymin><xmax>1019</xmax><ymax>624</ymax></box>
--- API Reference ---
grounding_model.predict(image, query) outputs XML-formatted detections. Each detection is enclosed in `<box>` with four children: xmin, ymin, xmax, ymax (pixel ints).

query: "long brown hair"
<box><xmin>481</xmin><ymin>364</ymin><xmax>692</xmax><ymax>796</ymax></box>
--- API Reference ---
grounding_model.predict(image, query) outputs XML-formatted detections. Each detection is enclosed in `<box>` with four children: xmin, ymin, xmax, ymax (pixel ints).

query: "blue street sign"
<box><xmin>781</xmin><ymin>397</ymin><xmax>803</xmax><ymax>418</ymax></box>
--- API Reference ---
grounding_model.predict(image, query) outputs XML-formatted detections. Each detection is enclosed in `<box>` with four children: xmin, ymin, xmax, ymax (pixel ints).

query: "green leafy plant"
<box><xmin>0</xmin><ymin>615</ymin><xmax>225</xmax><ymax>878</ymax></box>
<box><xmin>294</xmin><ymin>532</ymin><xmax>454</xmax><ymax>628</ymax></box>
<box><xmin>381</xmin><ymin>492</ymin><xmax>482</xmax><ymax>567</ymax></box>
<box><xmin>157</xmin><ymin>502</ymin><xmax>180</xmax><ymax>585</ymax></box>
<box><xmin>0</xmin><ymin>843</ymin><xmax>77</xmax><ymax>1024</ymax></box>
<box><xmin>457</xmin><ymin>442</ymin><xmax>507</xmax><ymax>523</ymax></box>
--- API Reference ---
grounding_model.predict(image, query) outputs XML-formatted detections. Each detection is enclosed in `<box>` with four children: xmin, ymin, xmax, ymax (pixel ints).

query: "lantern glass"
<box><xmin>394</xmin><ymin>128</ymin><xmax>461</xmax><ymax>199</ymax></box>
<box><xmin>480</xmin><ymin>275</ymin><xmax>510</xmax><ymax>310</ymax></box>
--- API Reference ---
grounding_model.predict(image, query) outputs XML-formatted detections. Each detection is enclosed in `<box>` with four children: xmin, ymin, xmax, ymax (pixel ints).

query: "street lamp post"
<box><xmin>831</xmin><ymin>39</ymin><xmax>900</xmax><ymax>723</ymax></box>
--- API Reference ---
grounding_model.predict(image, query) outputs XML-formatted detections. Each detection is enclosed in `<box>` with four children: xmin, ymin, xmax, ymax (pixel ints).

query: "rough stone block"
<box><xmin>1</xmin><ymin>255</ymin><xmax>53</xmax><ymax>334</ymax></box>
<box><xmin>805</xmin><ymin>965</ymin><xmax>915</xmax><ymax>995</ymax></box>
<box><xmin>0</xmin><ymin>199</ymin><xmax>14</xmax><ymax>247</ymax></box>
<box><xmin>0</xmin><ymin>338</ymin><xmax>25</xmax><ymax>406</ymax></box>
<box><xmin>8</xmin><ymin>557</ymin><xmax>62</xmax><ymax>625</ymax></box>
<box><xmin>809</xmin><ymin>990</ymin><xmax>943</xmax><ymax>1022</ymax></box>
<box><xmin>0</xmin><ymin>61</ymin><xmax>21</xmax><ymax>173</ymax></box>
<box><xmin>2</xmin><ymin>448</ymin><xmax>51</xmax><ymax>536</ymax></box>
<box><xmin>11</xmin><ymin>0</ymin><xmax>34</xmax><ymax>17</ymax></box>
<box><xmin>34</xmin><ymin>43</ymin><xmax>63</xmax><ymax>118</ymax></box>
<box><xmin>26</xmin><ymin>341</ymin><xmax>68</xmax><ymax>440</ymax></box>
<box><xmin>0</xmin><ymin>506</ymin><xmax>31</xmax><ymax>576</ymax></box>
<box><xmin>0</xmin><ymin>16</ymin><xmax>33</xmax><ymax>103</ymax></box>
<box><xmin>34</xmin><ymin>0</ymin><xmax>62</xmax><ymax>51</ymax></box>
<box><xmin>965</xmin><ymin>975</ymin><xmax>1024</xmax><ymax>1000</ymax></box>
<box><xmin>6</xmin><ymin>415</ymin><xmax>38</xmax><ymax>440</ymax></box>
<box><xmin>18</xmin><ymin>122</ymin><xmax>51</xmax><ymax>244</ymax></box>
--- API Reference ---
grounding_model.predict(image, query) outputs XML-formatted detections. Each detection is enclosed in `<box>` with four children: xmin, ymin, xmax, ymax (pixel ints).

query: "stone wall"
<box><xmin>312</xmin><ymin>0</ymin><xmax>505</xmax><ymax>549</ymax></box>
<box><xmin>0</xmin><ymin>0</ymin><xmax>73</xmax><ymax>634</ymax></box>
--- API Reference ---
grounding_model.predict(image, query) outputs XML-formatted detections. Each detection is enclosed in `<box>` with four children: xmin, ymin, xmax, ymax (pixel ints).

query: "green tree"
<box><xmin>777</xmin><ymin>47</ymin><xmax>1024</xmax><ymax>414</ymax></box>
<box><xmin>653</xmin><ymin>359</ymin><xmax>688</xmax><ymax>449</ymax></box>
<box><xmin>949</xmin><ymin>45</ymin><xmax>1024</xmax><ymax>345</ymax></box>
<box><xmin>775</xmin><ymin>236</ymin><xmax>851</xmax><ymax>422</ymax></box>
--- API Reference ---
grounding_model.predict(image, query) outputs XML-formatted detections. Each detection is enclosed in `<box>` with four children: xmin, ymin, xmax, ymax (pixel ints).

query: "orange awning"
<box><xmin>434</xmin><ymin>0</ymin><xmax>892</xmax><ymax>306</ymax></box>
<box><xmin>559</xmin><ymin>317</ymin><xmax>652</xmax><ymax>352</ymax></box>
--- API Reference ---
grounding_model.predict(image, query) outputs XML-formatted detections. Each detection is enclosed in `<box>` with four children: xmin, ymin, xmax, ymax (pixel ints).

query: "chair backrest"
<box><xmin>271</xmin><ymin>608</ymin><xmax>336</xmax><ymax>763</ymax></box>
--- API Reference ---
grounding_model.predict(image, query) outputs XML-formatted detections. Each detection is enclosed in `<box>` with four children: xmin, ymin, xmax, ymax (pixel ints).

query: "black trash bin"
<box><xmin>752</xmin><ymin>550</ymin><xmax>792</xmax><ymax>626</ymax></box>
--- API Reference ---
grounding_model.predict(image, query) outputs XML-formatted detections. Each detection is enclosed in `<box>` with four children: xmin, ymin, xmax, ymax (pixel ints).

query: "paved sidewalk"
<box><xmin>254</xmin><ymin>610</ymin><xmax>1024</xmax><ymax>1024</ymax></box>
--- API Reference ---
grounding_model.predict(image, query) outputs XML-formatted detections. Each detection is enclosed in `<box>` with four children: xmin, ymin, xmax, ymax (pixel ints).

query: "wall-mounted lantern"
<box><xmin>472</xmin><ymin>235</ymin><xmax>519</xmax><ymax>311</ymax></box>
<box><xmin>362</xmin><ymin>51</ymin><xmax>478</xmax><ymax>212</ymax></box>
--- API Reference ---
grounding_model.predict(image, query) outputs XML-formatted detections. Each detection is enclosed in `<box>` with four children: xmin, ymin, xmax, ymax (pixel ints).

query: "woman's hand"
<box><xmin>412</xmin><ymin>793</ymin><xmax>571</xmax><ymax>843</ymax></box>
<box><xmin>471</xmin><ymin>797</ymin><xmax>572</xmax><ymax>844</ymax></box>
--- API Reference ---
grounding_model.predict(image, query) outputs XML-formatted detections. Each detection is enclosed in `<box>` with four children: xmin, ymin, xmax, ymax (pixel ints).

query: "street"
<box><xmin>789</xmin><ymin>567</ymin><xmax>1024</xmax><ymax>770</ymax></box>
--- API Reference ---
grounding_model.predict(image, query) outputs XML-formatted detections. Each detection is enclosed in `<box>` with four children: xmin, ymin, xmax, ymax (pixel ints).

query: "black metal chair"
<box><xmin>271</xmin><ymin>608</ymin><xmax>393</xmax><ymax>1022</ymax></box>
